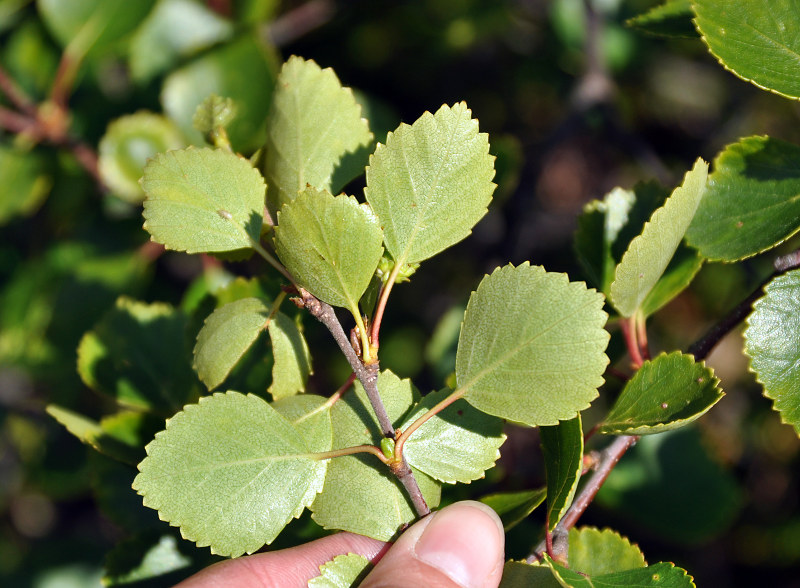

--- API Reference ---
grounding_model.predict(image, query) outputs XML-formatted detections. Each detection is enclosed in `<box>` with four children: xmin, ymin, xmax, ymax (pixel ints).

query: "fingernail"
<box><xmin>412</xmin><ymin>501</ymin><xmax>504</xmax><ymax>588</ymax></box>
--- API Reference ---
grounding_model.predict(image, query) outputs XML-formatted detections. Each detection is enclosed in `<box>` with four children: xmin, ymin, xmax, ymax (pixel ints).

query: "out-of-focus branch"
<box><xmin>265</xmin><ymin>0</ymin><xmax>335</xmax><ymax>47</ymax></box>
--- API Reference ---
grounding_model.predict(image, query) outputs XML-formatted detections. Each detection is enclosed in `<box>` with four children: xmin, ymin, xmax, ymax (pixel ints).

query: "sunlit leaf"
<box><xmin>274</xmin><ymin>187</ymin><xmax>384</xmax><ymax>311</ymax></box>
<box><xmin>308</xmin><ymin>554</ymin><xmax>371</xmax><ymax>588</ymax></box>
<box><xmin>77</xmin><ymin>297</ymin><xmax>200</xmax><ymax>412</ymax></box>
<box><xmin>610</xmin><ymin>159</ymin><xmax>707</xmax><ymax>318</ymax></box>
<box><xmin>694</xmin><ymin>0</ymin><xmax>800</xmax><ymax>99</ymax></box>
<box><xmin>541</xmin><ymin>415</ymin><xmax>583</xmax><ymax>530</ymax></box>
<box><xmin>599</xmin><ymin>352</ymin><xmax>723</xmax><ymax>435</ymax></box>
<box><xmin>141</xmin><ymin>147</ymin><xmax>266</xmax><ymax>254</ymax></box>
<box><xmin>193</xmin><ymin>297</ymin><xmax>271</xmax><ymax>391</ymax></box>
<box><xmin>639</xmin><ymin>244</ymin><xmax>703</xmax><ymax>318</ymax></box>
<box><xmin>99</xmin><ymin>112</ymin><xmax>184</xmax><ymax>203</ymax></box>
<box><xmin>568</xmin><ymin>527</ymin><xmax>646</xmax><ymax>576</ymax></box>
<box><xmin>263</xmin><ymin>56</ymin><xmax>372</xmax><ymax>215</ymax></box>
<box><xmin>686</xmin><ymin>136</ymin><xmax>800</xmax><ymax>261</ymax></box>
<box><xmin>365</xmin><ymin>102</ymin><xmax>495</xmax><ymax>265</ymax></box>
<box><xmin>134</xmin><ymin>392</ymin><xmax>328</xmax><ymax>557</ymax></box>
<box><xmin>46</xmin><ymin>405</ymin><xmax>142</xmax><ymax>465</ymax></box>
<box><xmin>480</xmin><ymin>488</ymin><xmax>546</xmax><ymax>531</ymax></box>
<box><xmin>456</xmin><ymin>263</ymin><xmax>609</xmax><ymax>427</ymax></box>
<box><xmin>268</xmin><ymin>312</ymin><xmax>312</xmax><ymax>399</ymax></box>
<box><xmin>400</xmin><ymin>388</ymin><xmax>505</xmax><ymax>484</ymax></box>
<box><xmin>310</xmin><ymin>370</ymin><xmax>441</xmax><ymax>540</ymax></box>
<box><xmin>744</xmin><ymin>270</ymin><xmax>800</xmax><ymax>435</ymax></box>
<box><xmin>546</xmin><ymin>556</ymin><xmax>695</xmax><ymax>588</ymax></box>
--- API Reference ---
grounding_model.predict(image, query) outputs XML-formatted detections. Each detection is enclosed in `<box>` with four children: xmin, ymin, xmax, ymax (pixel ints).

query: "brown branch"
<box><xmin>265</xmin><ymin>0</ymin><xmax>335</xmax><ymax>47</ymax></box>
<box><xmin>688</xmin><ymin>248</ymin><xmax>800</xmax><ymax>361</ymax></box>
<box><xmin>529</xmin><ymin>434</ymin><xmax>639</xmax><ymax>562</ymax></box>
<box><xmin>0</xmin><ymin>105</ymin><xmax>38</xmax><ymax>135</ymax></box>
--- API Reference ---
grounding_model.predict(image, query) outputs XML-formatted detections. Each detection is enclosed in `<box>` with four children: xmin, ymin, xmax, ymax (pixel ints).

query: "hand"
<box><xmin>177</xmin><ymin>500</ymin><xmax>505</xmax><ymax>588</ymax></box>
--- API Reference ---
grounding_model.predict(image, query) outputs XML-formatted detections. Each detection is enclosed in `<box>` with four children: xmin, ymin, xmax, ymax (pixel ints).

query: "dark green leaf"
<box><xmin>639</xmin><ymin>244</ymin><xmax>703</xmax><ymax>318</ymax></box>
<box><xmin>0</xmin><ymin>144</ymin><xmax>51</xmax><ymax>224</ymax></box>
<box><xmin>626</xmin><ymin>0</ymin><xmax>696</xmax><ymax>38</ymax></box>
<box><xmin>274</xmin><ymin>187</ymin><xmax>384</xmax><ymax>311</ymax></box>
<box><xmin>456</xmin><ymin>263</ymin><xmax>609</xmax><ymax>426</ymax></box>
<box><xmin>547</xmin><ymin>556</ymin><xmax>695</xmax><ymax>588</ymax></box>
<box><xmin>541</xmin><ymin>415</ymin><xmax>583</xmax><ymax>530</ymax></box>
<box><xmin>694</xmin><ymin>0</ymin><xmax>800</xmax><ymax>99</ymax></box>
<box><xmin>103</xmin><ymin>531</ymin><xmax>199</xmax><ymax>587</ymax></box>
<box><xmin>600</xmin><ymin>352</ymin><xmax>723</xmax><ymax>435</ymax></box>
<box><xmin>744</xmin><ymin>270</ymin><xmax>800</xmax><ymax>434</ymax></box>
<box><xmin>193</xmin><ymin>297</ymin><xmax>272</xmax><ymax>391</ymax></box>
<box><xmin>480</xmin><ymin>488</ymin><xmax>546</xmax><ymax>531</ymax></box>
<box><xmin>400</xmin><ymin>388</ymin><xmax>506</xmax><ymax>484</ymax></box>
<box><xmin>499</xmin><ymin>561</ymin><xmax>562</xmax><ymax>588</ymax></box>
<box><xmin>686</xmin><ymin>136</ymin><xmax>800</xmax><ymax>261</ymax></box>
<box><xmin>365</xmin><ymin>102</ymin><xmax>495</xmax><ymax>265</ymax></box>
<box><xmin>141</xmin><ymin>147</ymin><xmax>266</xmax><ymax>254</ymax></box>
<box><xmin>263</xmin><ymin>56</ymin><xmax>372</xmax><ymax>215</ymax></box>
<box><xmin>133</xmin><ymin>392</ymin><xmax>329</xmax><ymax>557</ymax></box>
<box><xmin>77</xmin><ymin>297</ymin><xmax>200</xmax><ymax>413</ymax></box>
<box><xmin>99</xmin><ymin>112</ymin><xmax>184</xmax><ymax>203</ymax></box>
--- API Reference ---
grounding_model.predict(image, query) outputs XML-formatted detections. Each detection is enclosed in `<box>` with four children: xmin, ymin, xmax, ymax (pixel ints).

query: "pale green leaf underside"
<box><xmin>310</xmin><ymin>371</ymin><xmax>441</xmax><ymax>540</ymax></box>
<box><xmin>401</xmin><ymin>388</ymin><xmax>506</xmax><ymax>484</ymax></box>
<box><xmin>77</xmin><ymin>297</ymin><xmax>198</xmax><ymax>412</ymax></box>
<box><xmin>693</xmin><ymin>0</ymin><xmax>800</xmax><ymax>99</ymax></box>
<box><xmin>541</xmin><ymin>415</ymin><xmax>583</xmax><ymax>530</ymax></box>
<box><xmin>480</xmin><ymin>488</ymin><xmax>547</xmax><ymax>531</ymax></box>
<box><xmin>456</xmin><ymin>263</ymin><xmax>609</xmax><ymax>427</ymax></box>
<box><xmin>686</xmin><ymin>136</ymin><xmax>800</xmax><ymax>261</ymax></box>
<box><xmin>274</xmin><ymin>187</ymin><xmax>383</xmax><ymax>310</ymax></box>
<box><xmin>610</xmin><ymin>158</ymin><xmax>707</xmax><ymax>317</ymax></box>
<box><xmin>268</xmin><ymin>312</ymin><xmax>312</xmax><ymax>399</ymax></box>
<box><xmin>133</xmin><ymin>392</ymin><xmax>327</xmax><ymax>557</ymax></box>
<box><xmin>365</xmin><ymin>102</ymin><xmax>496</xmax><ymax>265</ymax></box>
<box><xmin>263</xmin><ymin>55</ymin><xmax>372</xmax><ymax>215</ymax></box>
<box><xmin>600</xmin><ymin>352</ymin><xmax>723</xmax><ymax>435</ymax></box>
<box><xmin>568</xmin><ymin>527</ymin><xmax>647</xmax><ymax>577</ymax></box>
<box><xmin>547</xmin><ymin>557</ymin><xmax>696</xmax><ymax>588</ymax></box>
<box><xmin>744</xmin><ymin>270</ymin><xmax>800</xmax><ymax>435</ymax></box>
<box><xmin>308</xmin><ymin>554</ymin><xmax>371</xmax><ymax>588</ymax></box>
<box><xmin>193</xmin><ymin>297</ymin><xmax>271</xmax><ymax>391</ymax></box>
<box><xmin>141</xmin><ymin>147</ymin><xmax>265</xmax><ymax>253</ymax></box>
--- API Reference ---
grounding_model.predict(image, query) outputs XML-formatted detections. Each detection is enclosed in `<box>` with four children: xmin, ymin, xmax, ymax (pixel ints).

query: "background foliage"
<box><xmin>1</xmin><ymin>0</ymin><xmax>800</xmax><ymax>586</ymax></box>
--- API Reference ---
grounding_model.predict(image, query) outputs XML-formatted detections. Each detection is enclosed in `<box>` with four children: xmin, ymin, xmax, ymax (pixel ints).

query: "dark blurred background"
<box><xmin>1</xmin><ymin>0</ymin><xmax>800</xmax><ymax>586</ymax></box>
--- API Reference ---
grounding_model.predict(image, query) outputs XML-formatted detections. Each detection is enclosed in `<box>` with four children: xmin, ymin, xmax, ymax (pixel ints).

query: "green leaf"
<box><xmin>480</xmin><ymin>488</ymin><xmax>546</xmax><ymax>531</ymax></box>
<box><xmin>193</xmin><ymin>297</ymin><xmax>272</xmax><ymax>391</ymax></box>
<box><xmin>274</xmin><ymin>187</ymin><xmax>384</xmax><ymax>311</ymax></box>
<box><xmin>610</xmin><ymin>159</ymin><xmax>707</xmax><ymax>317</ymax></box>
<box><xmin>626</xmin><ymin>0</ymin><xmax>696</xmax><ymax>38</ymax></box>
<box><xmin>546</xmin><ymin>556</ymin><xmax>695</xmax><ymax>588</ymax></box>
<box><xmin>141</xmin><ymin>147</ymin><xmax>266</xmax><ymax>254</ymax></box>
<box><xmin>262</xmin><ymin>56</ymin><xmax>372</xmax><ymax>215</ymax></box>
<box><xmin>133</xmin><ymin>392</ymin><xmax>328</xmax><ymax>557</ymax></box>
<box><xmin>638</xmin><ymin>244</ymin><xmax>703</xmax><ymax>318</ymax></box>
<box><xmin>37</xmin><ymin>0</ymin><xmax>155</xmax><ymax>59</ymax></box>
<box><xmin>456</xmin><ymin>263</ymin><xmax>609</xmax><ymax>427</ymax></box>
<box><xmin>693</xmin><ymin>0</ymin><xmax>800</xmax><ymax>99</ymax></box>
<box><xmin>500</xmin><ymin>561</ymin><xmax>562</xmax><ymax>588</ymax></box>
<box><xmin>308</xmin><ymin>554</ymin><xmax>371</xmax><ymax>588</ymax></box>
<box><xmin>77</xmin><ymin>297</ymin><xmax>199</xmax><ymax>412</ymax></box>
<box><xmin>574</xmin><ymin>187</ymin><xmax>636</xmax><ymax>295</ymax></box>
<box><xmin>268</xmin><ymin>312</ymin><xmax>312</xmax><ymax>399</ymax></box>
<box><xmin>744</xmin><ymin>270</ymin><xmax>800</xmax><ymax>434</ymax></box>
<box><xmin>161</xmin><ymin>34</ymin><xmax>278</xmax><ymax>153</ymax></box>
<box><xmin>365</xmin><ymin>102</ymin><xmax>496</xmax><ymax>265</ymax></box>
<box><xmin>310</xmin><ymin>370</ymin><xmax>441</xmax><ymax>540</ymax></box>
<box><xmin>129</xmin><ymin>0</ymin><xmax>233</xmax><ymax>83</ymax></box>
<box><xmin>600</xmin><ymin>352</ymin><xmax>723</xmax><ymax>435</ymax></box>
<box><xmin>193</xmin><ymin>94</ymin><xmax>237</xmax><ymax>136</ymax></box>
<box><xmin>103</xmin><ymin>532</ymin><xmax>197</xmax><ymax>586</ymax></box>
<box><xmin>686</xmin><ymin>136</ymin><xmax>800</xmax><ymax>261</ymax></box>
<box><xmin>0</xmin><ymin>144</ymin><xmax>51</xmax><ymax>225</ymax></box>
<box><xmin>400</xmin><ymin>388</ymin><xmax>505</xmax><ymax>484</ymax></box>
<box><xmin>568</xmin><ymin>527</ymin><xmax>646</xmax><ymax>577</ymax></box>
<box><xmin>541</xmin><ymin>415</ymin><xmax>583</xmax><ymax>530</ymax></box>
<box><xmin>99</xmin><ymin>112</ymin><xmax>184</xmax><ymax>203</ymax></box>
<box><xmin>46</xmin><ymin>405</ymin><xmax>143</xmax><ymax>465</ymax></box>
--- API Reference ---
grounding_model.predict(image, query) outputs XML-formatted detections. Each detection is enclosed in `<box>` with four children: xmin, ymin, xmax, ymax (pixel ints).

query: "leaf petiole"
<box><xmin>310</xmin><ymin>444</ymin><xmax>390</xmax><ymax>465</ymax></box>
<box><xmin>394</xmin><ymin>388</ymin><xmax>466</xmax><ymax>459</ymax></box>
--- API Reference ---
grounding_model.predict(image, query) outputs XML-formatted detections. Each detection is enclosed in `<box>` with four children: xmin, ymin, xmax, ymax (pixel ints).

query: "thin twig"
<box><xmin>688</xmin><ymin>248</ymin><xmax>800</xmax><ymax>361</ymax></box>
<box><xmin>0</xmin><ymin>105</ymin><xmax>37</xmax><ymax>135</ymax></box>
<box><xmin>370</xmin><ymin>262</ymin><xmax>402</xmax><ymax>351</ymax></box>
<box><xmin>265</xmin><ymin>0</ymin><xmax>335</xmax><ymax>47</ymax></box>
<box><xmin>529</xmin><ymin>434</ymin><xmax>639</xmax><ymax>562</ymax></box>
